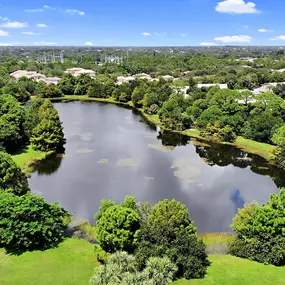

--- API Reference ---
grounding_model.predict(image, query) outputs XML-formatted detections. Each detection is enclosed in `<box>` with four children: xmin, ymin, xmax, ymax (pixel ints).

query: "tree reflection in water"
<box><xmin>158</xmin><ymin>130</ymin><xmax>285</xmax><ymax>189</ymax></box>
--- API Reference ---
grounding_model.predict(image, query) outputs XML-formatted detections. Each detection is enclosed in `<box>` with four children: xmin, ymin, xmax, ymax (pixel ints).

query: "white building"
<box><xmin>65</xmin><ymin>68</ymin><xmax>96</xmax><ymax>77</ymax></box>
<box><xmin>197</xmin><ymin>83</ymin><xmax>228</xmax><ymax>89</ymax></box>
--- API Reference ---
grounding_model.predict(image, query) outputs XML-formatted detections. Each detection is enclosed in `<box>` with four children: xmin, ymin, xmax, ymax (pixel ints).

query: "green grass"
<box><xmin>0</xmin><ymin>238</ymin><xmax>96</xmax><ymax>285</ymax></box>
<box><xmin>235</xmin><ymin>136</ymin><xmax>276</xmax><ymax>161</ymax></box>
<box><xmin>11</xmin><ymin>145</ymin><xmax>52</xmax><ymax>172</ymax></box>
<box><xmin>200</xmin><ymin>233</ymin><xmax>234</xmax><ymax>255</ymax></box>
<box><xmin>172</xmin><ymin>255</ymin><xmax>285</xmax><ymax>285</ymax></box>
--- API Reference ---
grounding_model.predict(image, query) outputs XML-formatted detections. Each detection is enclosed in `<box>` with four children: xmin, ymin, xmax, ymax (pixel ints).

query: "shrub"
<box><xmin>135</xmin><ymin>199</ymin><xmax>209</xmax><ymax>279</ymax></box>
<box><xmin>90</xmin><ymin>251</ymin><xmax>177</xmax><ymax>285</ymax></box>
<box><xmin>230</xmin><ymin>189</ymin><xmax>285</xmax><ymax>266</ymax></box>
<box><xmin>0</xmin><ymin>191</ymin><xmax>70</xmax><ymax>251</ymax></box>
<box><xmin>0</xmin><ymin>151</ymin><xmax>30</xmax><ymax>195</ymax></box>
<box><xmin>96</xmin><ymin>205</ymin><xmax>141</xmax><ymax>253</ymax></box>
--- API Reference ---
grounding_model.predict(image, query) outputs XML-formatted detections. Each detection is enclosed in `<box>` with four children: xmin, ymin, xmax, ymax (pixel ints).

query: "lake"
<box><xmin>28</xmin><ymin>101</ymin><xmax>285</xmax><ymax>232</ymax></box>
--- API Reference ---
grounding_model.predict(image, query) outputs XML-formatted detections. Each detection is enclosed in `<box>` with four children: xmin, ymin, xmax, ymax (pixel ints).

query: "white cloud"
<box><xmin>181</xmin><ymin>33</ymin><xmax>188</xmax><ymax>37</ymax></box>
<box><xmin>24</xmin><ymin>9</ymin><xmax>43</xmax><ymax>13</ymax></box>
<box><xmin>1</xmin><ymin>22</ymin><xmax>28</xmax><ymax>28</ymax></box>
<box><xmin>65</xmin><ymin>9</ymin><xmax>85</xmax><ymax>16</ymax></box>
<box><xmin>215</xmin><ymin>0</ymin><xmax>259</xmax><ymax>14</ymax></box>
<box><xmin>43</xmin><ymin>5</ymin><xmax>55</xmax><ymax>9</ymax></box>
<box><xmin>0</xmin><ymin>29</ymin><xmax>9</xmax><ymax>36</ymax></box>
<box><xmin>200</xmin><ymin>42</ymin><xmax>217</xmax><ymax>46</ymax></box>
<box><xmin>34</xmin><ymin>41</ymin><xmax>58</xmax><ymax>46</ymax></box>
<box><xmin>154</xmin><ymin>32</ymin><xmax>166</xmax><ymax>36</ymax></box>
<box><xmin>258</xmin><ymin>28</ymin><xmax>273</xmax><ymax>33</ymax></box>
<box><xmin>142</xmin><ymin>32</ymin><xmax>151</xmax><ymax>36</ymax></box>
<box><xmin>85</xmin><ymin>41</ymin><xmax>93</xmax><ymax>46</ymax></box>
<box><xmin>37</xmin><ymin>24</ymin><xmax>47</xmax><ymax>28</ymax></box>
<box><xmin>215</xmin><ymin>35</ymin><xmax>252</xmax><ymax>43</ymax></box>
<box><xmin>22</xmin><ymin>31</ymin><xmax>42</xmax><ymax>35</ymax></box>
<box><xmin>0</xmin><ymin>17</ymin><xmax>9</xmax><ymax>21</ymax></box>
<box><xmin>270</xmin><ymin>35</ymin><xmax>285</xmax><ymax>41</ymax></box>
<box><xmin>0</xmin><ymin>42</ymin><xmax>18</xmax><ymax>46</ymax></box>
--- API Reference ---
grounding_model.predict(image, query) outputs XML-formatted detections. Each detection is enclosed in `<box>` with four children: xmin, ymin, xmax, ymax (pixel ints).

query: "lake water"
<box><xmin>28</xmin><ymin>101</ymin><xmax>285</xmax><ymax>232</ymax></box>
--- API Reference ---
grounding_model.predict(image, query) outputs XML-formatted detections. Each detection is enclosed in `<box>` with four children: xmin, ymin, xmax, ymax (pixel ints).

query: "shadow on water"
<box><xmin>158</xmin><ymin>130</ymin><xmax>285</xmax><ymax>189</ymax></box>
<box><xmin>33</xmin><ymin>154</ymin><xmax>63</xmax><ymax>176</ymax></box>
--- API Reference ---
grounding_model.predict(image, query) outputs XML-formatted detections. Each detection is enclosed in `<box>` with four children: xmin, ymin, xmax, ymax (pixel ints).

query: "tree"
<box><xmin>0</xmin><ymin>191</ymin><xmax>70</xmax><ymax>251</ymax></box>
<box><xmin>94</xmin><ymin>199</ymin><xmax>116</xmax><ymax>221</ymax></box>
<box><xmin>0</xmin><ymin>152</ymin><xmax>30</xmax><ymax>195</ymax></box>
<box><xmin>30</xmin><ymin>100</ymin><xmax>64</xmax><ymax>151</ymax></box>
<box><xmin>96</xmin><ymin>205</ymin><xmax>141</xmax><ymax>253</ymax></box>
<box><xmin>135</xmin><ymin>199</ymin><xmax>209</xmax><ymax>279</ymax></box>
<box><xmin>39</xmin><ymin>84</ymin><xmax>63</xmax><ymax>98</ymax></box>
<box><xmin>0</xmin><ymin>94</ymin><xmax>26</xmax><ymax>152</ymax></box>
<box><xmin>272</xmin><ymin>125</ymin><xmax>285</xmax><ymax>169</ymax></box>
<box><xmin>230</xmin><ymin>189</ymin><xmax>285</xmax><ymax>266</ymax></box>
<box><xmin>131</xmin><ymin>86</ymin><xmax>146</xmax><ymax>107</ymax></box>
<box><xmin>58</xmin><ymin>73</ymin><xmax>76</xmax><ymax>95</ymax></box>
<box><xmin>1</xmin><ymin>81</ymin><xmax>30</xmax><ymax>102</ymax></box>
<box><xmin>159</xmin><ymin>99</ymin><xmax>183</xmax><ymax>130</ymax></box>
<box><xmin>196</xmin><ymin>106</ymin><xmax>223</xmax><ymax>129</ymax></box>
<box><xmin>243</xmin><ymin>111</ymin><xmax>283</xmax><ymax>143</ymax></box>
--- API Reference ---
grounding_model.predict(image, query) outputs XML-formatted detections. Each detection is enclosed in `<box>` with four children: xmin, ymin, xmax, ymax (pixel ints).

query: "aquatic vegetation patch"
<box><xmin>116</xmin><ymin>159</ymin><xmax>140</xmax><ymax>167</ymax></box>
<box><xmin>97</xmin><ymin>159</ymin><xmax>108</xmax><ymax>164</ymax></box>
<box><xmin>144</xmin><ymin>176</ymin><xmax>154</xmax><ymax>180</ymax></box>
<box><xmin>171</xmin><ymin>159</ymin><xmax>201</xmax><ymax>183</ymax></box>
<box><xmin>148</xmin><ymin>143</ymin><xmax>175</xmax><ymax>152</ymax></box>
<box><xmin>80</xmin><ymin>132</ymin><xmax>93</xmax><ymax>142</ymax></box>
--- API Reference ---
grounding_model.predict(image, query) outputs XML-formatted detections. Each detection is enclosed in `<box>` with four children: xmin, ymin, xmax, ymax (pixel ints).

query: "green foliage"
<box><xmin>272</xmin><ymin>125</ymin><xmax>285</xmax><ymax>169</ymax></box>
<box><xmin>94</xmin><ymin>199</ymin><xmax>116</xmax><ymax>221</ymax></box>
<box><xmin>58</xmin><ymin>74</ymin><xmax>76</xmax><ymax>95</ymax></box>
<box><xmin>96</xmin><ymin>205</ymin><xmax>141</xmax><ymax>253</ymax></box>
<box><xmin>0</xmin><ymin>151</ymin><xmax>30</xmax><ymax>195</ymax></box>
<box><xmin>30</xmin><ymin>100</ymin><xmax>64</xmax><ymax>151</ymax></box>
<box><xmin>1</xmin><ymin>81</ymin><xmax>30</xmax><ymax>102</ymax></box>
<box><xmin>0</xmin><ymin>94</ymin><xmax>26</xmax><ymax>152</ymax></box>
<box><xmin>94</xmin><ymin>244</ymin><xmax>111</xmax><ymax>264</ymax></box>
<box><xmin>90</xmin><ymin>251</ymin><xmax>178</xmax><ymax>285</ymax></box>
<box><xmin>159</xmin><ymin>99</ymin><xmax>183</xmax><ymax>130</ymax></box>
<box><xmin>39</xmin><ymin>84</ymin><xmax>63</xmax><ymax>98</ymax></box>
<box><xmin>0</xmin><ymin>191</ymin><xmax>70</xmax><ymax>251</ymax></box>
<box><xmin>243</xmin><ymin>111</ymin><xmax>283</xmax><ymax>143</ymax></box>
<box><xmin>135</xmin><ymin>199</ymin><xmax>209</xmax><ymax>279</ymax></box>
<box><xmin>230</xmin><ymin>189</ymin><xmax>285</xmax><ymax>266</ymax></box>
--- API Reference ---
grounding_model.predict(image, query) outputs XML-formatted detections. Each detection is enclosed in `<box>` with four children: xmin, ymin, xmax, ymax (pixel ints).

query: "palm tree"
<box><xmin>143</xmin><ymin>256</ymin><xmax>178</xmax><ymax>285</ymax></box>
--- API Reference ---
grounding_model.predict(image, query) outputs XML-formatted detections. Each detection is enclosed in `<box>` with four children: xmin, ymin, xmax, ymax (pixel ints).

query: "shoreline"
<box><xmin>12</xmin><ymin>145</ymin><xmax>55</xmax><ymax>173</ymax></box>
<box><xmin>50</xmin><ymin>95</ymin><xmax>276</xmax><ymax>163</ymax></box>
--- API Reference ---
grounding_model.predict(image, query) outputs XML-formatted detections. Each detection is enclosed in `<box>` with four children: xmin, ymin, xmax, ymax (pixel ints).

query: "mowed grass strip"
<box><xmin>172</xmin><ymin>255</ymin><xmax>285</xmax><ymax>285</ymax></box>
<box><xmin>0</xmin><ymin>238</ymin><xmax>96</xmax><ymax>285</ymax></box>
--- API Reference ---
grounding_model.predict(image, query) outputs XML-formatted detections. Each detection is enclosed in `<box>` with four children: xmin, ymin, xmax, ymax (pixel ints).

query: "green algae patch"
<box><xmin>117</xmin><ymin>159</ymin><xmax>140</xmax><ymax>167</ymax></box>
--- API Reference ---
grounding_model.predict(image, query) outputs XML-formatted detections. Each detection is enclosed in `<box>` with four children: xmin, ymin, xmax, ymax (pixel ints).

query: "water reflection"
<box><xmin>28</xmin><ymin>102</ymin><xmax>285</xmax><ymax>232</ymax></box>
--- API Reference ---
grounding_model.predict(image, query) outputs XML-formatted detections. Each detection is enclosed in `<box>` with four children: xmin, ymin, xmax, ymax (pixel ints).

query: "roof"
<box><xmin>197</xmin><ymin>83</ymin><xmax>228</xmax><ymax>89</ymax></box>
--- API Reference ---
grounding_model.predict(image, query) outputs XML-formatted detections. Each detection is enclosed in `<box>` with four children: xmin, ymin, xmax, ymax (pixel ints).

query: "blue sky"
<box><xmin>0</xmin><ymin>0</ymin><xmax>284</xmax><ymax>46</ymax></box>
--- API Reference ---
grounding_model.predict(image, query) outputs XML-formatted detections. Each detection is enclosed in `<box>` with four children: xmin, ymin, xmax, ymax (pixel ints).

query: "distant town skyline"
<box><xmin>0</xmin><ymin>0</ymin><xmax>284</xmax><ymax>46</ymax></box>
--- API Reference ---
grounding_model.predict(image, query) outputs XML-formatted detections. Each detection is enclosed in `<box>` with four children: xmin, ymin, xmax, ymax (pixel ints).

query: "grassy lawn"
<box><xmin>0</xmin><ymin>238</ymin><xmax>96</xmax><ymax>285</ymax></box>
<box><xmin>234</xmin><ymin>136</ymin><xmax>276</xmax><ymax>161</ymax></box>
<box><xmin>172</xmin><ymin>255</ymin><xmax>285</xmax><ymax>285</ymax></box>
<box><xmin>11</xmin><ymin>145</ymin><xmax>50</xmax><ymax>170</ymax></box>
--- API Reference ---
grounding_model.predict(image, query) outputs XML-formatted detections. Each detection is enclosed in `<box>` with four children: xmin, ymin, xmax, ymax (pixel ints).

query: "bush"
<box><xmin>90</xmin><ymin>251</ymin><xmax>177</xmax><ymax>285</ymax></box>
<box><xmin>135</xmin><ymin>199</ymin><xmax>209</xmax><ymax>279</ymax></box>
<box><xmin>0</xmin><ymin>151</ymin><xmax>30</xmax><ymax>195</ymax></box>
<box><xmin>96</xmin><ymin>205</ymin><xmax>141</xmax><ymax>253</ymax></box>
<box><xmin>0</xmin><ymin>191</ymin><xmax>70</xmax><ymax>251</ymax></box>
<box><xmin>230</xmin><ymin>189</ymin><xmax>285</xmax><ymax>266</ymax></box>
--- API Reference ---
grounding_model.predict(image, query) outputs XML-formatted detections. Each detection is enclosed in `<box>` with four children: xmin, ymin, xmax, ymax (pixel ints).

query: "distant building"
<box><xmin>65</xmin><ymin>68</ymin><xmax>95</xmax><ymax>77</ymax></box>
<box><xmin>10</xmin><ymin>70</ymin><xmax>61</xmax><ymax>85</ymax></box>
<box><xmin>197</xmin><ymin>83</ymin><xmax>228</xmax><ymax>89</ymax></box>
<box><xmin>116</xmin><ymin>76</ymin><xmax>135</xmax><ymax>85</ymax></box>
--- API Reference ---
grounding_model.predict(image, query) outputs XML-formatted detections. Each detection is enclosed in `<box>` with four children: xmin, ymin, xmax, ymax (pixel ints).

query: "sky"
<box><xmin>0</xmin><ymin>0</ymin><xmax>284</xmax><ymax>46</ymax></box>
